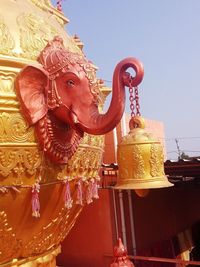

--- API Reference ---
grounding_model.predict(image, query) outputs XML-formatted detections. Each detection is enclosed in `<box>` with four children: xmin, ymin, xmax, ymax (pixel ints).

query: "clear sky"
<box><xmin>52</xmin><ymin>0</ymin><xmax>200</xmax><ymax>159</ymax></box>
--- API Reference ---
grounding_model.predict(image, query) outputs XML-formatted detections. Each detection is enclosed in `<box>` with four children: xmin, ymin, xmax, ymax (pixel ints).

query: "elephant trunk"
<box><xmin>77</xmin><ymin>58</ymin><xmax>144</xmax><ymax>135</ymax></box>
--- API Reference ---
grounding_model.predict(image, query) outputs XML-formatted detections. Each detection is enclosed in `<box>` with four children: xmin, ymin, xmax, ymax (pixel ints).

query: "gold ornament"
<box><xmin>115</xmin><ymin>116</ymin><xmax>173</xmax><ymax>190</ymax></box>
<box><xmin>0</xmin><ymin>0</ymin><xmax>106</xmax><ymax>266</ymax></box>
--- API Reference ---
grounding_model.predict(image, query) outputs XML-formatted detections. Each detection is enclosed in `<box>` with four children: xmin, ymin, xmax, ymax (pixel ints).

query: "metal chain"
<box><xmin>134</xmin><ymin>86</ymin><xmax>141</xmax><ymax>116</ymax></box>
<box><xmin>129</xmin><ymin>85</ymin><xmax>135</xmax><ymax>117</ymax></box>
<box><xmin>128</xmin><ymin>81</ymin><xmax>141</xmax><ymax>117</ymax></box>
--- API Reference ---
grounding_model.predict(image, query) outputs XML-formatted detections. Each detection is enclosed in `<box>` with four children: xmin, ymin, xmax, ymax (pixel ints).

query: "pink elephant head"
<box><xmin>15</xmin><ymin>36</ymin><xmax>144</xmax><ymax>164</ymax></box>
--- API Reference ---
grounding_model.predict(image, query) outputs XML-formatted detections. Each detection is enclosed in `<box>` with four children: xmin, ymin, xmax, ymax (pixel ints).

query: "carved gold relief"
<box><xmin>0</xmin><ymin>15</ymin><xmax>15</xmax><ymax>56</ymax></box>
<box><xmin>17</xmin><ymin>13</ymin><xmax>58</xmax><ymax>60</ymax></box>
<box><xmin>0</xmin><ymin>112</ymin><xmax>35</xmax><ymax>143</ymax></box>
<box><xmin>118</xmin><ymin>145</ymin><xmax>145</xmax><ymax>179</ymax></box>
<box><xmin>0</xmin><ymin>147</ymin><xmax>41</xmax><ymax>185</ymax></box>
<box><xmin>118</xmin><ymin>151</ymin><xmax>129</xmax><ymax>180</ymax></box>
<box><xmin>30</xmin><ymin>0</ymin><xmax>68</xmax><ymax>27</ymax></box>
<box><xmin>23</xmin><ymin>207</ymin><xmax>82</xmax><ymax>257</ymax></box>
<box><xmin>150</xmin><ymin>143</ymin><xmax>165</xmax><ymax>177</ymax></box>
<box><xmin>0</xmin><ymin>71</ymin><xmax>16</xmax><ymax>95</ymax></box>
<box><xmin>0</xmin><ymin>141</ymin><xmax>103</xmax><ymax>186</ymax></box>
<box><xmin>0</xmin><ymin>211</ymin><xmax>22</xmax><ymax>263</ymax></box>
<box><xmin>10</xmin><ymin>246</ymin><xmax>60</xmax><ymax>267</ymax></box>
<box><xmin>65</xmin><ymin>134</ymin><xmax>104</xmax><ymax>177</ymax></box>
<box><xmin>58</xmin><ymin>144</ymin><xmax>103</xmax><ymax>180</ymax></box>
<box><xmin>30</xmin><ymin>0</ymin><xmax>52</xmax><ymax>9</ymax></box>
<box><xmin>0</xmin><ymin>71</ymin><xmax>19</xmax><ymax>111</ymax></box>
<box><xmin>0</xmin><ymin>97</ymin><xmax>19</xmax><ymax>111</ymax></box>
<box><xmin>132</xmin><ymin>145</ymin><xmax>145</xmax><ymax>179</ymax></box>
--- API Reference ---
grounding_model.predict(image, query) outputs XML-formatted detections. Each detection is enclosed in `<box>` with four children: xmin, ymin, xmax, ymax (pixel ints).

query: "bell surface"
<box><xmin>114</xmin><ymin>116</ymin><xmax>173</xmax><ymax>190</ymax></box>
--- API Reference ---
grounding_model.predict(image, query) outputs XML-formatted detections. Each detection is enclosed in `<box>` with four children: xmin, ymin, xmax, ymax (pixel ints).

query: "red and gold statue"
<box><xmin>0</xmin><ymin>0</ymin><xmax>143</xmax><ymax>266</ymax></box>
<box><xmin>16</xmin><ymin>36</ymin><xmax>143</xmax><ymax>164</ymax></box>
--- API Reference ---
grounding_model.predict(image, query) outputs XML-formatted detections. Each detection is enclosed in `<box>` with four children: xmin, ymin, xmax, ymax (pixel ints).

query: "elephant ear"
<box><xmin>15</xmin><ymin>65</ymin><xmax>49</xmax><ymax>125</ymax></box>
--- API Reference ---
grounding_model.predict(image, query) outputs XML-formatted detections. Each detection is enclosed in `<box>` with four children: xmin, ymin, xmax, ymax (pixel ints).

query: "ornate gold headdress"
<box><xmin>38</xmin><ymin>36</ymin><xmax>101</xmax><ymax>106</ymax></box>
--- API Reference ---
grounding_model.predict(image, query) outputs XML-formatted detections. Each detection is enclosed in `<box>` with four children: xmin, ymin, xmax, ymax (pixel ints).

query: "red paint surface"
<box><xmin>57</xmin><ymin>119</ymin><xmax>200</xmax><ymax>266</ymax></box>
<box><xmin>132</xmin><ymin>184</ymin><xmax>200</xmax><ymax>251</ymax></box>
<box><xmin>57</xmin><ymin>189</ymin><xmax>116</xmax><ymax>267</ymax></box>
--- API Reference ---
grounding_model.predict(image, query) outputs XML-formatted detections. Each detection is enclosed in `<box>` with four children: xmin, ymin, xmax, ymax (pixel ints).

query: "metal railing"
<box><xmin>132</xmin><ymin>255</ymin><xmax>200</xmax><ymax>266</ymax></box>
<box><xmin>105</xmin><ymin>254</ymin><xmax>200</xmax><ymax>266</ymax></box>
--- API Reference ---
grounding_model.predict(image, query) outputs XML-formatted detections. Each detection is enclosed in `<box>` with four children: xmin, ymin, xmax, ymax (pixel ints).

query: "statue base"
<box><xmin>2</xmin><ymin>246</ymin><xmax>61</xmax><ymax>267</ymax></box>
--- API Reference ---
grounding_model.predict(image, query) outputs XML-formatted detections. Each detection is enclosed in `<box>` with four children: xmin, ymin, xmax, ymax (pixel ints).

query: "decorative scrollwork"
<box><xmin>118</xmin><ymin>145</ymin><xmax>145</xmax><ymax>179</ymax></box>
<box><xmin>30</xmin><ymin>0</ymin><xmax>53</xmax><ymax>9</ymax></box>
<box><xmin>150</xmin><ymin>143</ymin><xmax>165</xmax><ymax>177</ymax></box>
<box><xmin>81</xmin><ymin>133</ymin><xmax>104</xmax><ymax>148</ymax></box>
<box><xmin>0</xmin><ymin>112</ymin><xmax>35</xmax><ymax>143</ymax></box>
<box><xmin>0</xmin><ymin>147</ymin><xmax>41</xmax><ymax>185</ymax></box>
<box><xmin>66</xmin><ymin>145</ymin><xmax>103</xmax><ymax>178</ymax></box>
<box><xmin>132</xmin><ymin>145</ymin><xmax>145</xmax><ymax>179</ymax></box>
<box><xmin>23</xmin><ymin>206</ymin><xmax>82</xmax><ymax>256</ymax></box>
<box><xmin>29</xmin><ymin>0</ymin><xmax>67</xmax><ymax>26</ymax></box>
<box><xmin>17</xmin><ymin>13</ymin><xmax>58</xmax><ymax>60</ymax></box>
<box><xmin>0</xmin><ymin>113</ymin><xmax>104</xmax><ymax>185</ymax></box>
<box><xmin>0</xmin><ymin>71</ymin><xmax>16</xmax><ymax>95</ymax></box>
<box><xmin>0</xmin><ymin>143</ymin><xmax>103</xmax><ymax>186</ymax></box>
<box><xmin>0</xmin><ymin>15</ymin><xmax>15</xmax><ymax>56</ymax></box>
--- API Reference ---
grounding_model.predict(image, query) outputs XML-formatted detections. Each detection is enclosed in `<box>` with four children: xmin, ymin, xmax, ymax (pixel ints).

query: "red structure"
<box><xmin>57</xmin><ymin>119</ymin><xmax>200</xmax><ymax>267</ymax></box>
<box><xmin>110</xmin><ymin>238</ymin><xmax>135</xmax><ymax>267</ymax></box>
<box><xmin>16</xmin><ymin>37</ymin><xmax>144</xmax><ymax>164</ymax></box>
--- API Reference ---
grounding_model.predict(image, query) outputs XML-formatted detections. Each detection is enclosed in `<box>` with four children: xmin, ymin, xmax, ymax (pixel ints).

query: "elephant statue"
<box><xmin>15</xmin><ymin>36</ymin><xmax>144</xmax><ymax>164</ymax></box>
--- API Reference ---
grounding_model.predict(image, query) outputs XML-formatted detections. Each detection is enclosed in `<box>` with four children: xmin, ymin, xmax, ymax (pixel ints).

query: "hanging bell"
<box><xmin>114</xmin><ymin>116</ymin><xmax>173</xmax><ymax>190</ymax></box>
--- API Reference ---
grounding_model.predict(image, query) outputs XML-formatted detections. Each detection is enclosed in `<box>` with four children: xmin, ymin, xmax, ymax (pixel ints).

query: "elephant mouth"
<box><xmin>53</xmin><ymin>113</ymin><xmax>84</xmax><ymax>140</ymax></box>
<box><xmin>36</xmin><ymin>112</ymin><xmax>84</xmax><ymax>164</ymax></box>
<box><xmin>68</xmin><ymin>110</ymin><xmax>85</xmax><ymax>137</ymax></box>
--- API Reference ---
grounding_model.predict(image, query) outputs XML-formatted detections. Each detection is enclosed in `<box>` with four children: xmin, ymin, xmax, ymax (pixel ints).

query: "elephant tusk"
<box><xmin>70</xmin><ymin>111</ymin><xmax>78</xmax><ymax>124</ymax></box>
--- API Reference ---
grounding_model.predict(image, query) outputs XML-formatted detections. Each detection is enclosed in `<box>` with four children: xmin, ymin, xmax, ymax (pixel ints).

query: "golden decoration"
<box><xmin>115</xmin><ymin>116</ymin><xmax>173</xmax><ymax>190</ymax></box>
<box><xmin>150</xmin><ymin>143</ymin><xmax>165</xmax><ymax>177</ymax></box>
<box><xmin>118</xmin><ymin>145</ymin><xmax>145</xmax><ymax>180</ymax></box>
<box><xmin>0</xmin><ymin>15</ymin><xmax>15</xmax><ymax>56</ymax></box>
<box><xmin>0</xmin><ymin>70</ymin><xmax>19</xmax><ymax>112</ymax></box>
<box><xmin>30</xmin><ymin>0</ymin><xmax>69</xmax><ymax>26</ymax></box>
<box><xmin>22</xmin><ymin>206</ymin><xmax>82</xmax><ymax>257</ymax></box>
<box><xmin>0</xmin><ymin>185</ymin><xmax>84</xmax><ymax>265</ymax></box>
<box><xmin>0</xmin><ymin>71</ymin><xmax>16</xmax><ymax>95</ymax></box>
<box><xmin>30</xmin><ymin>0</ymin><xmax>52</xmax><ymax>9</ymax></box>
<box><xmin>0</xmin><ymin>142</ymin><xmax>104</xmax><ymax>186</ymax></box>
<box><xmin>0</xmin><ymin>0</ymin><xmax>106</xmax><ymax>265</ymax></box>
<box><xmin>17</xmin><ymin>13</ymin><xmax>58</xmax><ymax>60</ymax></box>
<box><xmin>0</xmin><ymin>1</ymin><xmax>81</xmax><ymax>59</ymax></box>
<box><xmin>0</xmin><ymin>147</ymin><xmax>41</xmax><ymax>185</ymax></box>
<box><xmin>0</xmin><ymin>145</ymin><xmax>104</xmax><ymax>186</ymax></box>
<box><xmin>0</xmin><ymin>98</ymin><xmax>19</xmax><ymax>111</ymax></box>
<box><xmin>0</xmin><ymin>211</ymin><xmax>22</xmax><ymax>264</ymax></box>
<box><xmin>0</xmin><ymin>112</ymin><xmax>34</xmax><ymax>143</ymax></box>
<box><xmin>132</xmin><ymin>145</ymin><xmax>145</xmax><ymax>179</ymax></box>
<box><xmin>58</xmin><ymin>136</ymin><xmax>104</xmax><ymax>180</ymax></box>
<box><xmin>4</xmin><ymin>246</ymin><xmax>61</xmax><ymax>267</ymax></box>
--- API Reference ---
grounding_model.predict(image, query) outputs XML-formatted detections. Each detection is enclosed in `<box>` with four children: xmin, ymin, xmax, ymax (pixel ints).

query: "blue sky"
<box><xmin>52</xmin><ymin>1</ymin><xmax>200</xmax><ymax>159</ymax></box>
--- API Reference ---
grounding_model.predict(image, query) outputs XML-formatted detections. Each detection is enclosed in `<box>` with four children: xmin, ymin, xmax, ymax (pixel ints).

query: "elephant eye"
<box><xmin>67</xmin><ymin>80</ymin><xmax>75</xmax><ymax>87</ymax></box>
